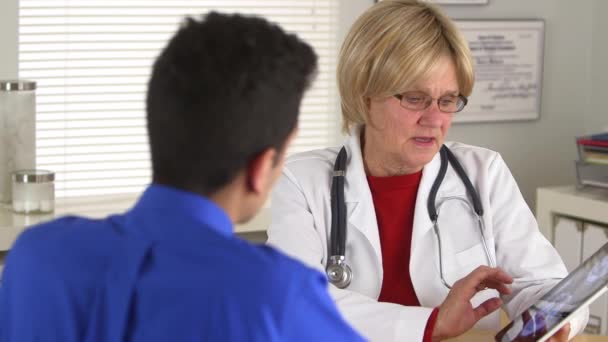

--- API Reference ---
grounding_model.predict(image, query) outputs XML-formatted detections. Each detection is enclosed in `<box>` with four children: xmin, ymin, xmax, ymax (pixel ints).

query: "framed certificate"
<box><xmin>429</xmin><ymin>0</ymin><xmax>488</xmax><ymax>3</ymax></box>
<box><xmin>454</xmin><ymin>20</ymin><xmax>545</xmax><ymax>123</ymax></box>
<box><xmin>376</xmin><ymin>0</ymin><xmax>488</xmax><ymax>3</ymax></box>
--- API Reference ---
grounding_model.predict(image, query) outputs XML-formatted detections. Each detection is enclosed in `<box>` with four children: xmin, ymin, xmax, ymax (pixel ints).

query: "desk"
<box><xmin>447</xmin><ymin>329</ymin><xmax>608</xmax><ymax>341</ymax></box>
<box><xmin>0</xmin><ymin>194</ymin><xmax>138</xmax><ymax>252</ymax></box>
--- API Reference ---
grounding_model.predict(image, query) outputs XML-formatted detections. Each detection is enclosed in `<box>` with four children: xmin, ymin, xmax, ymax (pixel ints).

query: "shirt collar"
<box><xmin>129</xmin><ymin>184</ymin><xmax>234</xmax><ymax>237</ymax></box>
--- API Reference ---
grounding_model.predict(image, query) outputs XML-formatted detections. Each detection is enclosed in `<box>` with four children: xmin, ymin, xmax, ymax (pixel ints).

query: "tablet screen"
<box><xmin>495</xmin><ymin>242</ymin><xmax>608</xmax><ymax>341</ymax></box>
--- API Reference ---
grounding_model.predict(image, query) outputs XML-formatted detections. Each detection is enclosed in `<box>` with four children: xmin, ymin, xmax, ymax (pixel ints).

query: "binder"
<box><xmin>576</xmin><ymin>133</ymin><xmax>608</xmax><ymax>189</ymax></box>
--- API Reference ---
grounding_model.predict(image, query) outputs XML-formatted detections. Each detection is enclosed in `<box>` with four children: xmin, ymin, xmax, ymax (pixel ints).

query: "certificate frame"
<box><xmin>454</xmin><ymin>19</ymin><xmax>545</xmax><ymax>123</ymax></box>
<box><xmin>429</xmin><ymin>0</ymin><xmax>488</xmax><ymax>4</ymax></box>
<box><xmin>375</xmin><ymin>0</ymin><xmax>488</xmax><ymax>3</ymax></box>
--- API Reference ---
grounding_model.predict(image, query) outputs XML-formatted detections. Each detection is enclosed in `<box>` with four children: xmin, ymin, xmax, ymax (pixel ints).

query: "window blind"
<box><xmin>19</xmin><ymin>0</ymin><xmax>339</xmax><ymax>198</ymax></box>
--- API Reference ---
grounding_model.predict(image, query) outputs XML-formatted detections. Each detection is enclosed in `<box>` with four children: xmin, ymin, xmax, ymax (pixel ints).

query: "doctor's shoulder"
<box><xmin>444</xmin><ymin>141</ymin><xmax>503</xmax><ymax>168</ymax></box>
<box><xmin>281</xmin><ymin>146</ymin><xmax>339</xmax><ymax>184</ymax></box>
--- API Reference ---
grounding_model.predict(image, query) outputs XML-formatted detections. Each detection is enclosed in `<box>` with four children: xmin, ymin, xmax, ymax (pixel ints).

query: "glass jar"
<box><xmin>0</xmin><ymin>80</ymin><xmax>37</xmax><ymax>204</ymax></box>
<box><xmin>11</xmin><ymin>170</ymin><xmax>55</xmax><ymax>214</ymax></box>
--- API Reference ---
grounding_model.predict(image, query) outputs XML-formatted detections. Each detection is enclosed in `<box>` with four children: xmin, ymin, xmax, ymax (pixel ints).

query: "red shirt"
<box><xmin>367</xmin><ymin>171</ymin><xmax>422</xmax><ymax>306</ymax></box>
<box><xmin>367</xmin><ymin>171</ymin><xmax>438</xmax><ymax>341</ymax></box>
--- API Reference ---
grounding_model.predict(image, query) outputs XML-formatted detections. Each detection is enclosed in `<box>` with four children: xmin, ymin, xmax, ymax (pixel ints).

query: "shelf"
<box><xmin>0</xmin><ymin>194</ymin><xmax>139</xmax><ymax>252</ymax></box>
<box><xmin>0</xmin><ymin>193</ymin><xmax>269</xmax><ymax>252</ymax></box>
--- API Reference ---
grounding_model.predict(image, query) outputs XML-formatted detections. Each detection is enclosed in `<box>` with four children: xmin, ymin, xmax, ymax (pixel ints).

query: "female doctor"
<box><xmin>267</xmin><ymin>0</ymin><xmax>586</xmax><ymax>341</ymax></box>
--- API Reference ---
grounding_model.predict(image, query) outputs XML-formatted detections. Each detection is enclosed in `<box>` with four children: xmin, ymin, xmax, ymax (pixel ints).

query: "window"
<box><xmin>19</xmin><ymin>0</ymin><xmax>339</xmax><ymax>197</ymax></box>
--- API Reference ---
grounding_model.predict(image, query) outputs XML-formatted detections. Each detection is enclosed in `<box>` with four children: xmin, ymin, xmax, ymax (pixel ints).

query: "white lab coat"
<box><xmin>267</xmin><ymin>126</ymin><xmax>588</xmax><ymax>341</ymax></box>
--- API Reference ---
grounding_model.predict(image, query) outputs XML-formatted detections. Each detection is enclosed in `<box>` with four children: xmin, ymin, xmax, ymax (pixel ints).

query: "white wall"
<box><xmin>0</xmin><ymin>0</ymin><xmax>17</xmax><ymax>79</ymax></box>
<box><xmin>590</xmin><ymin>0</ymin><xmax>608</xmax><ymax>134</ymax></box>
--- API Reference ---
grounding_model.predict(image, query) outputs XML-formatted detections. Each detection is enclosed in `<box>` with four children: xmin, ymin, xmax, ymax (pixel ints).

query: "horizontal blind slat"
<box><xmin>20</xmin><ymin>16</ymin><xmax>334</xmax><ymax>26</ymax></box>
<box><xmin>21</xmin><ymin>1</ymin><xmax>334</xmax><ymax>7</ymax></box>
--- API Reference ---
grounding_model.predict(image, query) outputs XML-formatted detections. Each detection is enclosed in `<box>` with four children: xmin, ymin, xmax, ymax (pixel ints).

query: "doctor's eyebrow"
<box><xmin>405</xmin><ymin>88</ymin><xmax>461</xmax><ymax>96</ymax></box>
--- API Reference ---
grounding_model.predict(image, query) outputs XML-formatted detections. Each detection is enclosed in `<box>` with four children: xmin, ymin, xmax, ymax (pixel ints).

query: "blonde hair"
<box><xmin>337</xmin><ymin>0</ymin><xmax>474</xmax><ymax>133</ymax></box>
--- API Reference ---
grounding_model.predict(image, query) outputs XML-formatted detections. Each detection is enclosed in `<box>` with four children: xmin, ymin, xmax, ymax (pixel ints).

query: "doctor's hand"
<box><xmin>546</xmin><ymin>323</ymin><xmax>570</xmax><ymax>342</ymax></box>
<box><xmin>432</xmin><ymin>266</ymin><xmax>513</xmax><ymax>341</ymax></box>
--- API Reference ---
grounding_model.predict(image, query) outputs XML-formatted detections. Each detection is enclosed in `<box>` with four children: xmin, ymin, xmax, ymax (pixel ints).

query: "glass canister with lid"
<box><xmin>11</xmin><ymin>170</ymin><xmax>55</xmax><ymax>214</ymax></box>
<box><xmin>0</xmin><ymin>80</ymin><xmax>37</xmax><ymax>204</ymax></box>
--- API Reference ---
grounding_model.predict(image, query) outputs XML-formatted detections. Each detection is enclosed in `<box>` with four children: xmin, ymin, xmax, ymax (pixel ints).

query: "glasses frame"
<box><xmin>394</xmin><ymin>92</ymin><xmax>468</xmax><ymax>113</ymax></box>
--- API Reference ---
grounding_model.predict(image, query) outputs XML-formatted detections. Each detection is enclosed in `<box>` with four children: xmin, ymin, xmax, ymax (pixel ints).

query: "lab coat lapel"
<box><xmin>412</xmin><ymin>151</ymin><xmax>442</xmax><ymax>244</ymax></box>
<box><xmin>410</xmin><ymin>150</ymin><xmax>446</xmax><ymax>306</ymax></box>
<box><xmin>342</xmin><ymin>129</ymin><xmax>383</xmax><ymax>266</ymax></box>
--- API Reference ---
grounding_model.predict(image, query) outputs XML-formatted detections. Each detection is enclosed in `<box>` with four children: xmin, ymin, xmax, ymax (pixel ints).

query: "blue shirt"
<box><xmin>0</xmin><ymin>185</ymin><xmax>364</xmax><ymax>342</ymax></box>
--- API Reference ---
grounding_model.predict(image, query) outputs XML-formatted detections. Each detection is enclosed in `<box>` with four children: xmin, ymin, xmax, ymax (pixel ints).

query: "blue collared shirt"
<box><xmin>0</xmin><ymin>184</ymin><xmax>364</xmax><ymax>341</ymax></box>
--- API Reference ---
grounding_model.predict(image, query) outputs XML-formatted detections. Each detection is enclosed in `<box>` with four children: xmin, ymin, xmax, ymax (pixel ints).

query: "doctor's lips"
<box><xmin>413</xmin><ymin>137</ymin><xmax>436</xmax><ymax>145</ymax></box>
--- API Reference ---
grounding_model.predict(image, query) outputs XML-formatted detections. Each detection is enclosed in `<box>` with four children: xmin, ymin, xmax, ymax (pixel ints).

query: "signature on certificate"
<box><xmin>487</xmin><ymin>82</ymin><xmax>537</xmax><ymax>100</ymax></box>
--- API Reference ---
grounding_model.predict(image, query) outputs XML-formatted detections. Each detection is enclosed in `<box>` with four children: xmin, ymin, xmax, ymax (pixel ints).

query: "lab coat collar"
<box><xmin>342</xmin><ymin>126</ymin><xmax>368</xmax><ymax>203</ymax></box>
<box><xmin>412</xmin><ymin>149</ymin><xmax>442</xmax><ymax>242</ymax></box>
<box><xmin>341</xmin><ymin>125</ymin><xmax>442</xmax><ymax>268</ymax></box>
<box><xmin>410</xmin><ymin>150</ymin><xmax>445</xmax><ymax>308</ymax></box>
<box><xmin>342</xmin><ymin>125</ymin><xmax>383</xmax><ymax>264</ymax></box>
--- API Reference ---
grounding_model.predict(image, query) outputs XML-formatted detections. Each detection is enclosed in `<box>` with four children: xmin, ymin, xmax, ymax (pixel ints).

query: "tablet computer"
<box><xmin>495</xmin><ymin>241</ymin><xmax>608</xmax><ymax>342</ymax></box>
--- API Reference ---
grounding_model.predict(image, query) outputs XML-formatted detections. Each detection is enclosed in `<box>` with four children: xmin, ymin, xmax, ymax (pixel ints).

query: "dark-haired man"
<box><xmin>0</xmin><ymin>12</ymin><xmax>365</xmax><ymax>342</ymax></box>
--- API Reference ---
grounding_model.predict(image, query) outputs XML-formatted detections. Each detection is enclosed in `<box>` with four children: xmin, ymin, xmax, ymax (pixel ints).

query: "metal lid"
<box><xmin>0</xmin><ymin>80</ymin><xmax>37</xmax><ymax>91</ymax></box>
<box><xmin>12</xmin><ymin>170</ymin><xmax>55</xmax><ymax>183</ymax></box>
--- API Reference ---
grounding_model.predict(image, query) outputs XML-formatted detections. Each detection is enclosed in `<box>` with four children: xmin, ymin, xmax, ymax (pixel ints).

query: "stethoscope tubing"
<box><xmin>326</xmin><ymin>144</ymin><xmax>493</xmax><ymax>289</ymax></box>
<box><xmin>433</xmin><ymin>196</ymin><xmax>496</xmax><ymax>289</ymax></box>
<box><xmin>331</xmin><ymin>147</ymin><xmax>347</xmax><ymax>256</ymax></box>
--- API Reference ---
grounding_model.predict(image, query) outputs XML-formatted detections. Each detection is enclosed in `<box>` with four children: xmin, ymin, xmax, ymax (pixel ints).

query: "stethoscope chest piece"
<box><xmin>326</xmin><ymin>255</ymin><xmax>352</xmax><ymax>289</ymax></box>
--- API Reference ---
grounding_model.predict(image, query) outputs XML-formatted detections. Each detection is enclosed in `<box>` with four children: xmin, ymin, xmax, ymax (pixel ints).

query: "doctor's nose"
<box><xmin>418</xmin><ymin>102</ymin><xmax>444</xmax><ymax>127</ymax></box>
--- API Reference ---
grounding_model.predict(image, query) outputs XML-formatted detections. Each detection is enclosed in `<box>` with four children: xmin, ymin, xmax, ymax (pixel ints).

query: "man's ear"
<box><xmin>246</xmin><ymin>148</ymin><xmax>277</xmax><ymax>194</ymax></box>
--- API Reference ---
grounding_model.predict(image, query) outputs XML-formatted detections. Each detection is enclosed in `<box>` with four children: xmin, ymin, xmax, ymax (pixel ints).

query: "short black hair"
<box><xmin>147</xmin><ymin>12</ymin><xmax>317</xmax><ymax>195</ymax></box>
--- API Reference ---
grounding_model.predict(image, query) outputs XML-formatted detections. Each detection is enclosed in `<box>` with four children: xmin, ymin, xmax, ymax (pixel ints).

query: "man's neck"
<box><xmin>208</xmin><ymin>185</ymin><xmax>242</xmax><ymax>225</ymax></box>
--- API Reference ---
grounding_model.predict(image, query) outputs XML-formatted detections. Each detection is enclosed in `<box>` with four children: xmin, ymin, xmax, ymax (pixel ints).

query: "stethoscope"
<box><xmin>326</xmin><ymin>144</ymin><xmax>496</xmax><ymax>289</ymax></box>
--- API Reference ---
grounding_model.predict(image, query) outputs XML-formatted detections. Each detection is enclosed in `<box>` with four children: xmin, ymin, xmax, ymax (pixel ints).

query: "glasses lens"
<box><xmin>438</xmin><ymin>95</ymin><xmax>465</xmax><ymax>113</ymax></box>
<box><xmin>400</xmin><ymin>91</ymin><xmax>430</xmax><ymax>111</ymax></box>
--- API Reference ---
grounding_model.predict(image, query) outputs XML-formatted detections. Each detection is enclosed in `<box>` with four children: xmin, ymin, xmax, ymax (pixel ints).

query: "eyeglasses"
<box><xmin>394</xmin><ymin>91</ymin><xmax>468</xmax><ymax>113</ymax></box>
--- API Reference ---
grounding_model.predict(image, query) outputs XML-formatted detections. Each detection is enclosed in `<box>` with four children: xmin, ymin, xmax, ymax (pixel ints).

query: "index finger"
<box><xmin>471</xmin><ymin>266</ymin><xmax>513</xmax><ymax>283</ymax></box>
<box><xmin>456</xmin><ymin>266</ymin><xmax>513</xmax><ymax>293</ymax></box>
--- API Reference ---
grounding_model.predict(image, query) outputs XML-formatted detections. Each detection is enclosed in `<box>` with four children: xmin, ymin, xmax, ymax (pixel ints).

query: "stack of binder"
<box><xmin>576</xmin><ymin>133</ymin><xmax>608</xmax><ymax>189</ymax></box>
